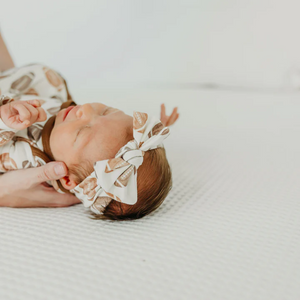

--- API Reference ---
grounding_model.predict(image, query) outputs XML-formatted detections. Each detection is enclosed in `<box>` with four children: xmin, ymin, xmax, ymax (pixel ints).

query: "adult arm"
<box><xmin>0</xmin><ymin>161</ymin><xmax>81</xmax><ymax>208</ymax></box>
<box><xmin>0</xmin><ymin>32</ymin><xmax>15</xmax><ymax>72</ymax></box>
<box><xmin>0</xmin><ymin>32</ymin><xmax>80</xmax><ymax>208</ymax></box>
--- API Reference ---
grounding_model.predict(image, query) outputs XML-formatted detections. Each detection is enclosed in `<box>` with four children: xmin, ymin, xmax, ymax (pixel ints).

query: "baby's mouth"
<box><xmin>63</xmin><ymin>106</ymin><xmax>74</xmax><ymax>121</ymax></box>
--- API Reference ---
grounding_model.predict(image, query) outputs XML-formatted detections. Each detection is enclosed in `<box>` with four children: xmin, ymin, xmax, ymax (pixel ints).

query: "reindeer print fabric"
<box><xmin>0</xmin><ymin>64</ymin><xmax>68</xmax><ymax>182</ymax></box>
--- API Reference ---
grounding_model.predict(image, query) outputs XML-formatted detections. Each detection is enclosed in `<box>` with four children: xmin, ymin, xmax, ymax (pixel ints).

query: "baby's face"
<box><xmin>50</xmin><ymin>102</ymin><xmax>133</xmax><ymax>170</ymax></box>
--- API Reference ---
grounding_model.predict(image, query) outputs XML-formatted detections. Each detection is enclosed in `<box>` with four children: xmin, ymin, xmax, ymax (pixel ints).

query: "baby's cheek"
<box><xmin>50</xmin><ymin>130</ymin><xmax>67</xmax><ymax>159</ymax></box>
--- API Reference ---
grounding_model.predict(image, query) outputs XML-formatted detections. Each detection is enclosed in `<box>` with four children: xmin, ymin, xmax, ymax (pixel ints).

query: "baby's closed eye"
<box><xmin>76</xmin><ymin>125</ymin><xmax>90</xmax><ymax>140</ymax></box>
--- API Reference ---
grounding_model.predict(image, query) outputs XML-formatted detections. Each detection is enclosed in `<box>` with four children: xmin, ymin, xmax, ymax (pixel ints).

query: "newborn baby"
<box><xmin>0</xmin><ymin>64</ymin><xmax>178</xmax><ymax>220</ymax></box>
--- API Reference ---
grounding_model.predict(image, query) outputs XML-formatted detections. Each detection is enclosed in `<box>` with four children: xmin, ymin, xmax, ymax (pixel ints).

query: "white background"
<box><xmin>2</xmin><ymin>0</ymin><xmax>300</xmax><ymax>92</ymax></box>
<box><xmin>1</xmin><ymin>4</ymin><xmax>300</xmax><ymax>299</ymax></box>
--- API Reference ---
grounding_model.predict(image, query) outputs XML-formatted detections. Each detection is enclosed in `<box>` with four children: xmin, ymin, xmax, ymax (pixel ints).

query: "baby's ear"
<box><xmin>59</xmin><ymin>174</ymin><xmax>77</xmax><ymax>190</ymax></box>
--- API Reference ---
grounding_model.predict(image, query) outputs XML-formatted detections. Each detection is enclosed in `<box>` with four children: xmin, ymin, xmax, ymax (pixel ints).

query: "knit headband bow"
<box><xmin>71</xmin><ymin>111</ymin><xmax>170</xmax><ymax>214</ymax></box>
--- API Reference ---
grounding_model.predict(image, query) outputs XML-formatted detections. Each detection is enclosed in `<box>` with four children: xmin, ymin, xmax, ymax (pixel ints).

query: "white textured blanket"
<box><xmin>1</xmin><ymin>88</ymin><xmax>300</xmax><ymax>300</ymax></box>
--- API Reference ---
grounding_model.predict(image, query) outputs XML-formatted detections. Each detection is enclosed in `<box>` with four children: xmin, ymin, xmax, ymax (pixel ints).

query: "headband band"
<box><xmin>71</xmin><ymin>111</ymin><xmax>170</xmax><ymax>214</ymax></box>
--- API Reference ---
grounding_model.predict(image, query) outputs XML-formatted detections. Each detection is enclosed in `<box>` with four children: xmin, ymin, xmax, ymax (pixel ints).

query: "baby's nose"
<box><xmin>76</xmin><ymin>108</ymin><xmax>83</xmax><ymax>118</ymax></box>
<box><xmin>76</xmin><ymin>104</ymin><xmax>93</xmax><ymax>119</ymax></box>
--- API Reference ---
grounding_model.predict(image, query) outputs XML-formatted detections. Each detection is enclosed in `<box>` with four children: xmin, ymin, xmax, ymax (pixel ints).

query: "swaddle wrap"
<box><xmin>0</xmin><ymin>64</ymin><xmax>72</xmax><ymax>174</ymax></box>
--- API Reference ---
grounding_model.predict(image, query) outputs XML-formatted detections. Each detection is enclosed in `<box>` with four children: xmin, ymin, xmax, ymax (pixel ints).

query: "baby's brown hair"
<box><xmin>69</xmin><ymin>147</ymin><xmax>172</xmax><ymax>221</ymax></box>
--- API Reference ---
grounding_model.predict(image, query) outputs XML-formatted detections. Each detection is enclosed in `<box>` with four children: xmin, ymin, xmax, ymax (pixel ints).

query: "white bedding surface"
<box><xmin>1</xmin><ymin>88</ymin><xmax>300</xmax><ymax>300</ymax></box>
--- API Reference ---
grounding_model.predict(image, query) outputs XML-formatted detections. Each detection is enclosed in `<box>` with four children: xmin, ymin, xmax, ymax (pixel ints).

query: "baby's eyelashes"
<box><xmin>75</xmin><ymin>125</ymin><xmax>90</xmax><ymax>141</ymax></box>
<box><xmin>102</xmin><ymin>107</ymin><xmax>111</xmax><ymax>115</ymax></box>
<box><xmin>103</xmin><ymin>107</ymin><xmax>119</xmax><ymax>116</ymax></box>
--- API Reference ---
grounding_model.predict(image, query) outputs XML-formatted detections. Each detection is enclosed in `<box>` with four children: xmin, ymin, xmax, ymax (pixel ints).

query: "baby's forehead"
<box><xmin>92</xmin><ymin>114</ymin><xmax>132</xmax><ymax>141</ymax></box>
<box><xmin>90</xmin><ymin>102</ymin><xmax>106</xmax><ymax>111</ymax></box>
<box><xmin>82</xmin><ymin>126</ymin><xmax>129</xmax><ymax>163</ymax></box>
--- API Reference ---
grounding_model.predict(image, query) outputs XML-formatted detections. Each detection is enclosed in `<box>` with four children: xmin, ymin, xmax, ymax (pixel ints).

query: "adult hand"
<box><xmin>0</xmin><ymin>161</ymin><xmax>81</xmax><ymax>208</ymax></box>
<box><xmin>160</xmin><ymin>104</ymin><xmax>179</xmax><ymax>126</ymax></box>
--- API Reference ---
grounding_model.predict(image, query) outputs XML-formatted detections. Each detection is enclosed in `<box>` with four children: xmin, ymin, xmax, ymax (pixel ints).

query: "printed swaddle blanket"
<box><xmin>0</xmin><ymin>63</ymin><xmax>70</xmax><ymax>186</ymax></box>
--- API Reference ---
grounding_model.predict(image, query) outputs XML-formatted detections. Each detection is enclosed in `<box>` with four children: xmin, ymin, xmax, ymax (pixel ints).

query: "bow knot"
<box><xmin>123</xmin><ymin>149</ymin><xmax>144</xmax><ymax>168</ymax></box>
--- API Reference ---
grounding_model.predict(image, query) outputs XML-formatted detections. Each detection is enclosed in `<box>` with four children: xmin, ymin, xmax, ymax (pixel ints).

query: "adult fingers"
<box><xmin>44</xmin><ymin>189</ymin><xmax>82</xmax><ymax>207</ymax></box>
<box><xmin>4</xmin><ymin>186</ymin><xmax>81</xmax><ymax>208</ymax></box>
<box><xmin>0</xmin><ymin>164</ymin><xmax>65</xmax><ymax>201</ymax></box>
<box><xmin>34</xmin><ymin>184</ymin><xmax>81</xmax><ymax>207</ymax></box>
<box><xmin>26</xmin><ymin>161</ymin><xmax>68</xmax><ymax>187</ymax></box>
